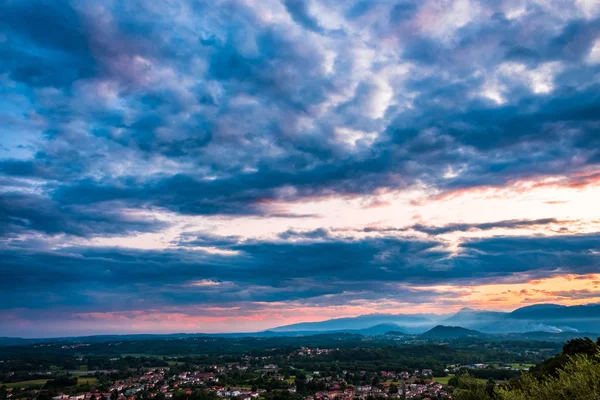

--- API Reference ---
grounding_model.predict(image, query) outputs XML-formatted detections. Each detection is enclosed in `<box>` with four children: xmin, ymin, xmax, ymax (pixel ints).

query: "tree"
<box><xmin>37</xmin><ymin>392</ymin><xmax>54</xmax><ymax>400</ymax></box>
<box><xmin>562</xmin><ymin>337</ymin><xmax>598</xmax><ymax>356</ymax></box>
<box><xmin>44</xmin><ymin>376</ymin><xmax>78</xmax><ymax>388</ymax></box>
<box><xmin>447</xmin><ymin>376</ymin><xmax>459</xmax><ymax>387</ymax></box>
<box><xmin>452</xmin><ymin>373</ymin><xmax>493</xmax><ymax>400</ymax></box>
<box><xmin>529</xmin><ymin>336</ymin><xmax>600</xmax><ymax>379</ymax></box>
<box><xmin>485</xmin><ymin>379</ymin><xmax>496</xmax><ymax>397</ymax></box>
<box><xmin>389</xmin><ymin>384</ymin><xmax>398</xmax><ymax>394</ymax></box>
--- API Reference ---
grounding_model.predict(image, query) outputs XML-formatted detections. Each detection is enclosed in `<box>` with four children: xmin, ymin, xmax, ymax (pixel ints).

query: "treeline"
<box><xmin>0</xmin><ymin>356</ymin><xmax>169</xmax><ymax>379</ymax></box>
<box><xmin>291</xmin><ymin>345</ymin><xmax>525</xmax><ymax>373</ymax></box>
<box><xmin>0</xmin><ymin>334</ymin><xmax>368</xmax><ymax>360</ymax></box>
<box><xmin>453</xmin><ymin>368</ymin><xmax>521</xmax><ymax>381</ymax></box>
<box><xmin>45</xmin><ymin>376</ymin><xmax>78</xmax><ymax>388</ymax></box>
<box><xmin>0</xmin><ymin>334</ymin><xmax>562</xmax><ymax>388</ymax></box>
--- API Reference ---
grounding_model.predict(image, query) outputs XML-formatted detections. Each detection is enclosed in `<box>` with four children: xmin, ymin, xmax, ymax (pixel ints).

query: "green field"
<box><xmin>1</xmin><ymin>379</ymin><xmax>48</xmax><ymax>388</ymax></box>
<box><xmin>0</xmin><ymin>377</ymin><xmax>98</xmax><ymax>389</ymax></box>
<box><xmin>505</xmin><ymin>363</ymin><xmax>534</xmax><ymax>369</ymax></box>
<box><xmin>431</xmin><ymin>374</ymin><xmax>488</xmax><ymax>386</ymax></box>
<box><xmin>488</xmin><ymin>362</ymin><xmax>534</xmax><ymax>370</ymax></box>
<box><xmin>432</xmin><ymin>375</ymin><xmax>454</xmax><ymax>385</ymax></box>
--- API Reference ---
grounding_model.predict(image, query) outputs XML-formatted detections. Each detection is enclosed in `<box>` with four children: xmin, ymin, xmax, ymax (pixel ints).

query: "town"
<box><xmin>6</xmin><ymin>361</ymin><xmax>451</xmax><ymax>400</ymax></box>
<box><xmin>2</xmin><ymin>342</ymin><xmax>537</xmax><ymax>400</ymax></box>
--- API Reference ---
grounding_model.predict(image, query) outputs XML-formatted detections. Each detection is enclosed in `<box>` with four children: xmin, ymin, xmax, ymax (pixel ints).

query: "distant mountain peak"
<box><xmin>421</xmin><ymin>325</ymin><xmax>483</xmax><ymax>339</ymax></box>
<box><xmin>456</xmin><ymin>307</ymin><xmax>477</xmax><ymax>313</ymax></box>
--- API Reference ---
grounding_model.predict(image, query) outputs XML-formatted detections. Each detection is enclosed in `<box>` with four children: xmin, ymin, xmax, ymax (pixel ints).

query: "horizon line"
<box><xmin>3</xmin><ymin>301</ymin><xmax>595</xmax><ymax>340</ymax></box>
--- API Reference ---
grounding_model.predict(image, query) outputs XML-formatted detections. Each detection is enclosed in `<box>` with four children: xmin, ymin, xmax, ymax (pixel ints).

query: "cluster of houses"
<box><xmin>293</xmin><ymin>348</ymin><xmax>337</xmax><ymax>357</ymax></box>
<box><xmin>42</xmin><ymin>364</ymin><xmax>453</xmax><ymax>400</ymax></box>
<box><xmin>178</xmin><ymin>371</ymin><xmax>219</xmax><ymax>384</ymax></box>
<box><xmin>447</xmin><ymin>363</ymin><xmax>526</xmax><ymax>373</ymax></box>
<box><xmin>52</xmin><ymin>393</ymin><xmax>106</xmax><ymax>400</ymax></box>
<box><xmin>378</xmin><ymin>370</ymin><xmax>433</xmax><ymax>381</ymax></box>
<box><xmin>59</xmin><ymin>344</ymin><xmax>91</xmax><ymax>350</ymax></box>
<box><xmin>305</xmin><ymin>381</ymin><xmax>450</xmax><ymax>400</ymax></box>
<box><xmin>297</xmin><ymin>369</ymin><xmax>448</xmax><ymax>400</ymax></box>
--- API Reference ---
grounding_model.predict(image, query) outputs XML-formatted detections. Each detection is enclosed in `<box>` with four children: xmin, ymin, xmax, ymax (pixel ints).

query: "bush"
<box><xmin>496</xmin><ymin>353</ymin><xmax>600</xmax><ymax>400</ymax></box>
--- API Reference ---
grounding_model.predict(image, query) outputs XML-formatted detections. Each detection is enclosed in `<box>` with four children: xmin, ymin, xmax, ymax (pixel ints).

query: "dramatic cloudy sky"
<box><xmin>1</xmin><ymin>0</ymin><xmax>600</xmax><ymax>337</ymax></box>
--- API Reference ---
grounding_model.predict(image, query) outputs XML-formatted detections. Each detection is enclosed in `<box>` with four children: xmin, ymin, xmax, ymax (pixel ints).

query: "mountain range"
<box><xmin>268</xmin><ymin>313</ymin><xmax>437</xmax><ymax>334</ymax></box>
<box><xmin>270</xmin><ymin>303</ymin><xmax>600</xmax><ymax>334</ymax></box>
<box><xmin>0</xmin><ymin>303</ymin><xmax>598</xmax><ymax>345</ymax></box>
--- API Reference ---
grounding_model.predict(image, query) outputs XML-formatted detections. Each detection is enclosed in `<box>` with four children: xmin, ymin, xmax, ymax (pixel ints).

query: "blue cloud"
<box><xmin>1</xmin><ymin>0</ymin><xmax>600</xmax><ymax>334</ymax></box>
<box><xmin>1</xmin><ymin>0</ymin><xmax>599</xmax><ymax>222</ymax></box>
<box><xmin>283</xmin><ymin>0</ymin><xmax>326</xmax><ymax>33</ymax></box>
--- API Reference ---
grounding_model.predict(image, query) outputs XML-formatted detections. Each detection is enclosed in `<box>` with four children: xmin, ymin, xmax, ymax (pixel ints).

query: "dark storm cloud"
<box><xmin>0</xmin><ymin>191</ymin><xmax>168</xmax><ymax>238</ymax></box>
<box><xmin>354</xmin><ymin>218</ymin><xmax>562</xmax><ymax>235</ymax></box>
<box><xmin>0</xmin><ymin>0</ymin><xmax>97</xmax><ymax>87</ymax></box>
<box><xmin>411</xmin><ymin>218</ymin><xmax>561</xmax><ymax>235</ymax></box>
<box><xmin>297</xmin><ymin>217</ymin><xmax>566</xmax><ymax>239</ymax></box>
<box><xmin>1</xmin><ymin>233</ymin><xmax>599</xmax><ymax>312</ymax></box>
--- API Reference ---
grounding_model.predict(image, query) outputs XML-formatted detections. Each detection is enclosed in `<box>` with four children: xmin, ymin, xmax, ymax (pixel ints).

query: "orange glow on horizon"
<box><xmin>65</xmin><ymin>274</ymin><xmax>600</xmax><ymax>333</ymax></box>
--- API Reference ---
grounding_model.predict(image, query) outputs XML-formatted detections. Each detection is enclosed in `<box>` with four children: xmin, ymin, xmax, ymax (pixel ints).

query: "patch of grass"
<box><xmin>2</xmin><ymin>379</ymin><xmax>48</xmax><ymax>388</ymax></box>
<box><xmin>285</xmin><ymin>376</ymin><xmax>296</xmax><ymax>384</ymax></box>
<box><xmin>431</xmin><ymin>374</ymin><xmax>488</xmax><ymax>386</ymax></box>
<box><xmin>489</xmin><ymin>362</ymin><xmax>534</xmax><ymax>370</ymax></box>
<box><xmin>432</xmin><ymin>375</ymin><xmax>454</xmax><ymax>385</ymax></box>
<box><xmin>506</xmin><ymin>363</ymin><xmax>534</xmax><ymax>369</ymax></box>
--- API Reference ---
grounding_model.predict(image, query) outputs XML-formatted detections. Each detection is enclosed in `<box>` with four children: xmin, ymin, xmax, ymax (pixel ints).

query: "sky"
<box><xmin>1</xmin><ymin>0</ymin><xmax>600</xmax><ymax>338</ymax></box>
